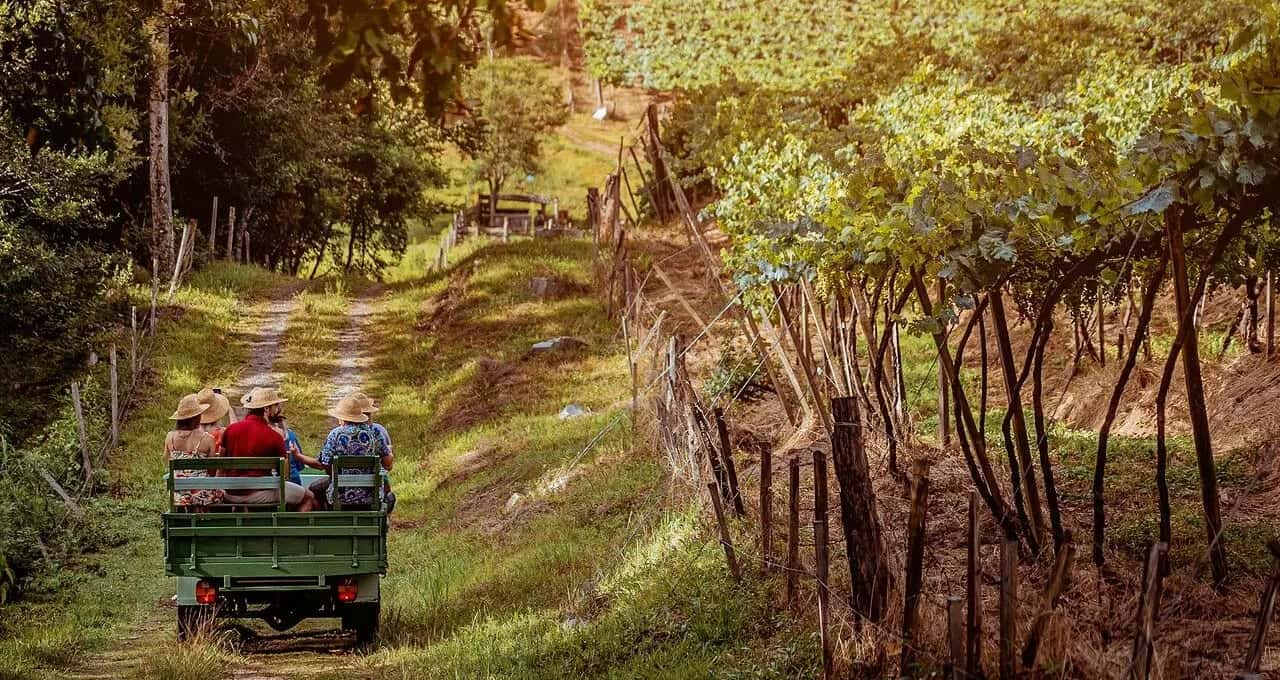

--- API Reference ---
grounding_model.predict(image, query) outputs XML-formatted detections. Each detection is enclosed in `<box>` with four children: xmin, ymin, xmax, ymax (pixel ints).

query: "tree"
<box><xmin>461</xmin><ymin>57</ymin><xmax>567</xmax><ymax>220</ymax></box>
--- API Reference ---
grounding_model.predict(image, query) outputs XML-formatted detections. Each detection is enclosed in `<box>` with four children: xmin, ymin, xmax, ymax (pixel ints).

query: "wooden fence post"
<box><xmin>502</xmin><ymin>216</ymin><xmax>510</xmax><ymax>243</ymax></box>
<box><xmin>946</xmin><ymin>595</ymin><xmax>965</xmax><ymax>680</ymax></box>
<box><xmin>830</xmin><ymin>396</ymin><xmax>889</xmax><ymax>621</ymax></box>
<box><xmin>130</xmin><ymin>306</ymin><xmax>139</xmax><ymax>377</ymax></box>
<box><xmin>109</xmin><ymin>345</ymin><xmax>119</xmax><ymax>448</ymax></box>
<box><xmin>760</xmin><ymin>447</ymin><xmax>773</xmax><ymax>572</ymax></box>
<box><xmin>149</xmin><ymin>256</ymin><xmax>158</xmax><ymax>334</ymax></box>
<box><xmin>813</xmin><ymin>449</ymin><xmax>833</xmax><ymax>680</ymax></box>
<box><xmin>707</xmin><ymin>482</ymin><xmax>741</xmax><ymax>582</ymax></box>
<box><xmin>900</xmin><ymin>459</ymin><xmax>931</xmax><ymax>675</ymax></box>
<box><xmin>785</xmin><ymin>456</ymin><xmax>801</xmax><ymax>606</ymax></box>
<box><xmin>71</xmin><ymin>382</ymin><xmax>91</xmax><ymax>485</ymax></box>
<box><xmin>208</xmin><ymin>196</ymin><xmax>218</xmax><ymax>258</ymax></box>
<box><xmin>225</xmin><ymin>206</ymin><xmax>236</xmax><ymax>261</ymax></box>
<box><xmin>1022</xmin><ymin>533</ymin><xmax>1076</xmax><ymax>668</ymax></box>
<box><xmin>713</xmin><ymin>408</ymin><xmax>744</xmax><ymax>517</ymax></box>
<box><xmin>937</xmin><ymin>277</ymin><xmax>951</xmax><ymax>447</ymax></box>
<box><xmin>243</xmin><ymin>230</ymin><xmax>251</xmax><ymax>264</ymax></box>
<box><xmin>1239</xmin><ymin>540</ymin><xmax>1280</xmax><ymax>677</ymax></box>
<box><xmin>967</xmin><ymin>491</ymin><xmax>983</xmax><ymax>678</ymax></box>
<box><xmin>999</xmin><ymin>537</ymin><xmax>1017</xmax><ymax>680</ymax></box>
<box><xmin>1130</xmin><ymin>542</ymin><xmax>1168</xmax><ymax>679</ymax></box>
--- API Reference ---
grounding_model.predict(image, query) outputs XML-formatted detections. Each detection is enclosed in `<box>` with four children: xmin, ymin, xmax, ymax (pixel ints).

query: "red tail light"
<box><xmin>336</xmin><ymin>578</ymin><xmax>358</xmax><ymax>603</ymax></box>
<box><xmin>195</xmin><ymin>580</ymin><xmax>218</xmax><ymax>605</ymax></box>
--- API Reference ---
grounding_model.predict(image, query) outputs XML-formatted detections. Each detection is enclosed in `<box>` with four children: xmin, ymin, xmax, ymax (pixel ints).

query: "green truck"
<box><xmin>162</xmin><ymin>456</ymin><xmax>387</xmax><ymax>643</ymax></box>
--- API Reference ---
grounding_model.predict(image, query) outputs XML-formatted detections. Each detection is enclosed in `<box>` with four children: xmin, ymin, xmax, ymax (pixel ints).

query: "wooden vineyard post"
<box><xmin>967</xmin><ymin>492</ymin><xmax>983</xmax><ymax>678</ymax></box>
<box><xmin>208</xmin><ymin>196</ymin><xmax>218</xmax><ymax>258</ymax></box>
<box><xmin>225</xmin><ymin>206</ymin><xmax>236</xmax><ymax>260</ymax></box>
<box><xmin>502</xmin><ymin>216</ymin><xmax>510</xmax><ymax>243</ymax></box>
<box><xmin>243</xmin><ymin>230</ymin><xmax>251</xmax><ymax>264</ymax></box>
<box><xmin>785</xmin><ymin>456</ymin><xmax>801</xmax><ymax>605</ymax></box>
<box><xmin>1022</xmin><ymin>533</ymin><xmax>1076</xmax><ymax>668</ymax></box>
<box><xmin>760</xmin><ymin>448</ymin><xmax>773</xmax><ymax>572</ymax></box>
<box><xmin>713</xmin><ymin>408</ymin><xmax>744</xmax><ymax>517</ymax></box>
<box><xmin>946</xmin><ymin>595</ymin><xmax>965</xmax><ymax>680</ymax></box>
<box><xmin>830</xmin><ymin>396</ymin><xmax>888</xmax><ymax>621</ymax></box>
<box><xmin>1130</xmin><ymin>542</ymin><xmax>1167</xmax><ymax>680</ymax></box>
<box><xmin>71</xmin><ymin>382</ymin><xmax>91</xmax><ymax>485</ymax></box>
<box><xmin>999</xmin><ymin>537</ymin><xmax>1017</xmax><ymax>680</ymax></box>
<box><xmin>109</xmin><ymin>345</ymin><xmax>119</xmax><ymax>448</ymax></box>
<box><xmin>1266</xmin><ymin>270</ymin><xmax>1274</xmax><ymax>359</ymax></box>
<box><xmin>1239</xmin><ymin>540</ymin><xmax>1280</xmax><ymax>677</ymax></box>
<box><xmin>707</xmin><ymin>482</ymin><xmax>741</xmax><ymax>582</ymax></box>
<box><xmin>813</xmin><ymin>450</ymin><xmax>833</xmax><ymax>680</ymax></box>
<box><xmin>900</xmin><ymin>459</ymin><xmax>931</xmax><ymax>675</ymax></box>
<box><xmin>1098</xmin><ymin>283</ymin><xmax>1106</xmax><ymax>368</ymax></box>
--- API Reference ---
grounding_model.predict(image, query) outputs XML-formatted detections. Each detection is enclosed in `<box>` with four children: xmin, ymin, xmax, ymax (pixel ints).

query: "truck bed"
<box><xmin>163</xmin><ymin>510</ymin><xmax>388</xmax><ymax>578</ymax></box>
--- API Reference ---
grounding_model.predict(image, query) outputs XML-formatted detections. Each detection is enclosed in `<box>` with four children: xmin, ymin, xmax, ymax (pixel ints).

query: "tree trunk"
<box><xmin>1165</xmin><ymin>204</ymin><xmax>1228</xmax><ymax>586</ymax></box>
<box><xmin>148</xmin><ymin>6</ymin><xmax>174</xmax><ymax>274</ymax></box>
<box><xmin>830</xmin><ymin>397</ymin><xmax>890</xmax><ymax>622</ymax></box>
<box><xmin>1093</xmin><ymin>254</ymin><xmax>1166</xmax><ymax>567</ymax></box>
<box><xmin>1030</xmin><ymin>316</ymin><xmax>1065</xmax><ymax>552</ymax></box>
<box><xmin>990</xmin><ymin>288</ymin><xmax>1048</xmax><ymax>552</ymax></box>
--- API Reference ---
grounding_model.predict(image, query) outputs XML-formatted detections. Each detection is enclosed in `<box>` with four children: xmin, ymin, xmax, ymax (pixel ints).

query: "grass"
<box><xmin>0</xmin><ymin>263</ymin><xmax>299</xmax><ymax>678</ymax></box>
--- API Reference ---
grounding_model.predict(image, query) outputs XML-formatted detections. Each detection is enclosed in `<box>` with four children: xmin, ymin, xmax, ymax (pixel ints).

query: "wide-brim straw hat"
<box><xmin>349</xmin><ymin>390</ymin><xmax>379</xmax><ymax>414</ymax></box>
<box><xmin>241</xmin><ymin>386</ymin><xmax>288</xmax><ymax>409</ymax></box>
<box><xmin>328</xmin><ymin>395</ymin><xmax>369</xmax><ymax>423</ymax></box>
<box><xmin>170</xmin><ymin>393</ymin><xmax>211</xmax><ymax>421</ymax></box>
<box><xmin>196</xmin><ymin>388</ymin><xmax>231</xmax><ymax>424</ymax></box>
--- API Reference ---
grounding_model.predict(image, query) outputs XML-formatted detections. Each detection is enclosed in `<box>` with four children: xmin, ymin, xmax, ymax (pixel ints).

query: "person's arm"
<box><xmin>376</xmin><ymin>425</ymin><xmax>394</xmax><ymax>471</ymax></box>
<box><xmin>291</xmin><ymin>434</ymin><xmax>325</xmax><ymax>470</ymax></box>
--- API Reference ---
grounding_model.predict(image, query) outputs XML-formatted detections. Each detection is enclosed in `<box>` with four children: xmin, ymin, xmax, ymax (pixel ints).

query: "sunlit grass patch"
<box><xmin>139</xmin><ymin>630</ymin><xmax>244</xmax><ymax>680</ymax></box>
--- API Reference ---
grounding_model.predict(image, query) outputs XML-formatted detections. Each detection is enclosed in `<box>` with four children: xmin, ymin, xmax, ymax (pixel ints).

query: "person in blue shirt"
<box><xmin>351</xmin><ymin>391</ymin><xmax>395</xmax><ymax>513</ymax></box>
<box><xmin>269</xmin><ymin>414</ymin><xmax>323</xmax><ymax>487</ymax></box>
<box><xmin>317</xmin><ymin>395</ymin><xmax>394</xmax><ymax>512</ymax></box>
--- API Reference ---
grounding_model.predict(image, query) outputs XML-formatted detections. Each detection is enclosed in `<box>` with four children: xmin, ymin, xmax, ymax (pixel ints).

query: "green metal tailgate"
<box><xmin>163</xmin><ymin>511</ymin><xmax>388</xmax><ymax>578</ymax></box>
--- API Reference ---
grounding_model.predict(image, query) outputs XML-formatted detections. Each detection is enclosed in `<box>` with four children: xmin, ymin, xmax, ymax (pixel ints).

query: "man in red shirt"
<box><xmin>221</xmin><ymin>387</ymin><xmax>315</xmax><ymax>511</ymax></box>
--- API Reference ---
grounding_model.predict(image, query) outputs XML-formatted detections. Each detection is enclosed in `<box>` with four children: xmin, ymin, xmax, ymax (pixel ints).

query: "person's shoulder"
<box><xmin>195</xmin><ymin>430</ymin><xmax>216</xmax><ymax>450</ymax></box>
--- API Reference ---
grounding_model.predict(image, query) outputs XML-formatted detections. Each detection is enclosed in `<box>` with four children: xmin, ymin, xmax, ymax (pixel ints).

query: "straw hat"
<box><xmin>328</xmin><ymin>395</ymin><xmax>369</xmax><ymax>423</ymax></box>
<box><xmin>196</xmin><ymin>388</ymin><xmax>231</xmax><ymax>424</ymax></box>
<box><xmin>240</xmin><ymin>386</ymin><xmax>288</xmax><ymax>409</ymax></box>
<box><xmin>349</xmin><ymin>390</ymin><xmax>379</xmax><ymax>414</ymax></box>
<box><xmin>170</xmin><ymin>393</ymin><xmax>211</xmax><ymax>421</ymax></box>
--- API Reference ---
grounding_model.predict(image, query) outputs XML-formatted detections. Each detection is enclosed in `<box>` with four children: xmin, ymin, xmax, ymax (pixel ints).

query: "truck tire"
<box><xmin>341</xmin><ymin>602</ymin><xmax>379</xmax><ymax>646</ymax></box>
<box><xmin>178</xmin><ymin>605</ymin><xmax>215</xmax><ymax>641</ymax></box>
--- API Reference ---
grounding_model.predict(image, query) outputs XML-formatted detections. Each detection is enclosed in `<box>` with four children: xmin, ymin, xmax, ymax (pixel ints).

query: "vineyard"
<box><xmin>577</xmin><ymin>0</ymin><xmax>1280</xmax><ymax>676</ymax></box>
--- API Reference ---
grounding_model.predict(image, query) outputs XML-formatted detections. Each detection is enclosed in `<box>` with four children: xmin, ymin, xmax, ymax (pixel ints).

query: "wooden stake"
<box><xmin>149</xmin><ymin>255</ymin><xmax>158</xmax><ymax>334</ymax></box>
<box><xmin>713</xmin><ymin>408</ymin><xmax>744</xmax><ymax>517</ymax></box>
<box><xmin>999</xmin><ymin>537</ymin><xmax>1017</xmax><ymax>680</ymax></box>
<box><xmin>1239</xmin><ymin>540</ymin><xmax>1280</xmax><ymax>676</ymax></box>
<box><xmin>225</xmin><ymin>206</ymin><xmax>236</xmax><ymax>261</ymax></box>
<box><xmin>1130</xmin><ymin>542</ymin><xmax>1168</xmax><ymax>679</ymax></box>
<box><xmin>900</xmin><ymin>459</ymin><xmax>931</xmax><ymax>675</ymax></box>
<box><xmin>109</xmin><ymin>345</ymin><xmax>119</xmax><ymax>448</ymax></box>
<box><xmin>1022</xmin><ymin>533</ymin><xmax>1076</xmax><ymax>667</ymax></box>
<box><xmin>946</xmin><ymin>595</ymin><xmax>965</xmax><ymax>680</ymax></box>
<box><xmin>1266</xmin><ymin>270</ymin><xmax>1274</xmax><ymax>359</ymax></box>
<box><xmin>652</xmin><ymin>264</ymin><xmax>709</xmax><ymax>329</ymax></box>
<box><xmin>502</xmin><ymin>216</ymin><xmax>510</xmax><ymax>243</ymax></box>
<box><xmin>830</xmin><ymin>396</ymin><xmax>888</xmax><ymax>621</ymax></box>
<box><xmin>130</xmin><ymin>306</ymin><xmax>139</xmax><ymax>377</ymax></box>
<box><xmin>208</xmin><ymin>196</ymin><xmax>218</xmax><ymax>258</ymax></box>
<box><xmin>1098</xmin><ymin>283</ymin><xmax>1106</xmax><ymax>368</ymax></box>
<box><xmin>813</xmin><ymin>450</ymin><xmax>833</xmax><ymax>680</ymax></box>
<box><xmin>967</xmin><ymin>491</ymin><xmax>983</xmax><ymax>679</ymax></box>
<box><xmin>707</xmin><ymin>482</ymin><xmax>741</xmax><ymax>582</ymax></box>
<box><xmin>785</xmin><ymin>456</ymin><xmax>801</xmax><ymax>606</ymax></box>
<box><xmin>760</xmin><ymin>447</ymin><xmax>773</xmax><ymax>572</ymax></box>
<box><xmin>71</xmin><ymin>382</ymin><xmax>91</xmax><ymax>486</ymax></box>
<box><xmin>38</xmin><ymin>468</ymin><xmax>81</xmax><ymax>513</ymax></box>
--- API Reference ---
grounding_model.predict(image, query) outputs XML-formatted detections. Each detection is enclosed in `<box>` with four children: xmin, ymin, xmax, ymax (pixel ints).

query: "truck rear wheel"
<box><xmin>178</xmin><ymin>605</ymin><xmax>215</xmax><ymax>641</ymax></box>
<box><xmin>341</xmin><ymin>602</ymin><xmax>379</xmax><ymax>646</ymax></box>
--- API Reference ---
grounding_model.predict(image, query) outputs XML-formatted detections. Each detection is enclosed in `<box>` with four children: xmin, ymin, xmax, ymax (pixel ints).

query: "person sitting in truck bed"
<box><xmin>313</xmin><ymin>394</ymin><xmax>391</xmax><ymax>511</ymax></box>
<box><xmin>196</xmin><ymin>387</ymin><xmax>232</xmax><ymax>453</ymax></box>
<box><xmin>166</xmin><ymin>393</ymin><xmax>222</xmax><ymax>510</ymax></box>
<box><xmin>349</xmin><ymin>391</ymin><xmax>395</xmax><ymax>514</ymax></box>
<box><xmin>220</xmin><ymin>387</ymin><xmax>316</xmax><ymax>512</ymax></box>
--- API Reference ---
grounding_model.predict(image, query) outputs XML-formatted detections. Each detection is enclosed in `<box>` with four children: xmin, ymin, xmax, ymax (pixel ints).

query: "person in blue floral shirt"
<box><xmin>317</xmin><ymin>394</ymin><xmax>393</xmax><ymax>511</ymax></box>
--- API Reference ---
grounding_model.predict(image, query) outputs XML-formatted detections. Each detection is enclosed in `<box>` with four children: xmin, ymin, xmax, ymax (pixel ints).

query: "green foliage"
<box><xmin>704</xmin><ymin>344</ymin><xmax>768</xmax><ymax>404</ymax></box>
<box><xmin>461</xmin><ymin>57</ymin><xmax>569</xmax><ymax>198</ymax></box>
<box><xmin>302</xmin><ymin>0</ymin><xmax>536</xmax><ymax>115</ymax></box>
